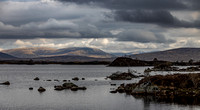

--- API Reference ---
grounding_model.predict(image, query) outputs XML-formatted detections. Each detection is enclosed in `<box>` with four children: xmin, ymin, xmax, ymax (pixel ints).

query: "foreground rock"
<box><xmin>0</xmin><ymin>81</ymin><xmax>10</xmax><ymax>85</ymax></box>
<box><xmin>54</xmin><ymin>82</ymin><xmax>87</xmax><ymax>91</ymax></box>
<box><xmin>114</xmin><ymin>73</ymin><xmax>200</xmax><ymax>97</ymax></box>
<box><xmin>38</xmin><ymin>87</ymin><xmax>46</xmax><ymax>92</ymax></box>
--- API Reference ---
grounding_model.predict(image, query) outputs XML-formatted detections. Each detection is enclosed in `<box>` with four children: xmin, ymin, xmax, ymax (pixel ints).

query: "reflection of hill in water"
<box><xmin>133</xmin><ymin>95</ymin><xmax>200</xmax><ymax>106</ymax></box>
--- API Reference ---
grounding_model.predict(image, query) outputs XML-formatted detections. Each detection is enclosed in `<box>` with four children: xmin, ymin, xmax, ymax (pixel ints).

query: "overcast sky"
<box><xmin>0</xmin><ymin>0</ymin><xmax>200</xmax><ymax>53</ymax></box>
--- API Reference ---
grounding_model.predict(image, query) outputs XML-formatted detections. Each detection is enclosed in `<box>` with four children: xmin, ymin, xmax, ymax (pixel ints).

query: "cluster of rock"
<box><xmin>112</xmin><ymin>73</ymin><xmax>200</xmax><ymax>97</ymax></box>
<box><xmin>72</xmin><ymin>77</ymin><xmax>85</xmax><ymax>81</ymax></box>
<box><xmin>144</xmin><ymin>63</ymin><xmax>200</xmax><ymax>72</ymax></box>
<box><xmin>32</xmin><ymin>77</ymin><xmax>87</xmax><ymax>92</ymax></box>
<box><xmin>107</xmin><ymin>72</ymin><xmax>144</xmax><ymax>80</ymax></box>
<box><xmin>54</xmin><ymin>82</ymin><xmax>86</xmax><ymax>91</ymax></box>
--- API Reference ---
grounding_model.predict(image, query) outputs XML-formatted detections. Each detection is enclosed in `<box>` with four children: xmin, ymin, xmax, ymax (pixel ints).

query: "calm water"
<box><xmin>0</xmin><ymin>65</ymin><xmax>199</xmax><ymax>110</ymax></box>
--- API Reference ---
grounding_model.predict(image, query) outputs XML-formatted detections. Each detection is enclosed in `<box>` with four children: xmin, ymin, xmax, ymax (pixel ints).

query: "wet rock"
<box><xmin>38</xmin><ymin>87</ymin><xmax>46</xmax><ymax>92</ymax></box>
<box><xmin>107</xmin><ymin>72</ymin><xmax>138</xmax><ymax>80</ymax></box>
<box><xmin>54</xmin><ymin>85</ymin><xmax>64</xmax><ymax>91</ymax></box>
<box><xmin>34</xmin><ymin>77</ymin><xmax>40</xmax><ymax>81</ymax></box>
<box><xmin>111</xmin><ymin>84</ymin><xmax>116</xmax><ymax>86</ymax></box>
<box><xmin>62</xmin><ymin>82</ymin><xmax>78</xmax><ymax>89</ymax></box>
<box><xmin>0</xmin><ymin>81</ymin><xmax>10</xmax><ymax>85</ymax></box>
<box><xmin>117</xmin><ymin>86</ymin><xmax>125</xmax><ymax>93</ymax></box>
<box><xmin>110</xmin><ymin>90</ymin><xmax>117</xmax><ymax>93</ymax></box>
<box><xmin>71</xmin><ymin>86</ymin><xmax>87</xmax><ymax>91</ymax></box>
<box><xmin>71</xmin><ymin>87</ymin><xmax>78</xmax><ymax>91</ymax></box>
<box><xmin>77</xmin><ymin>86</ymin><xmax>87</xmax><ymax>90</ymax></box>
<box><xmin>29</xmin><ymin>87</ymin><xmax>33</xmax><ymax>90</ymax></box>
<box><xmin>54</xmin><ymin>79</ymin><xmax>59</xmax><ymax>82</ymax></box>
<box><xmin>81</xmin><ymin>78</ymin><xmax>85</xmax><ymax>80</ymax></box>
<box><xmin>72</xmin><ymin>77</ymin><xmax>79</xmax><ymax>81</ymax></box>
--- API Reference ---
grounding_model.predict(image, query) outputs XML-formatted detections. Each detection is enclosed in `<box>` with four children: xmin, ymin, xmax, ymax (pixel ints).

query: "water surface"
<box><xmin>0</xmin><ymin>65</ymin><xmax>199</xmax><ymax>110</ymax></box>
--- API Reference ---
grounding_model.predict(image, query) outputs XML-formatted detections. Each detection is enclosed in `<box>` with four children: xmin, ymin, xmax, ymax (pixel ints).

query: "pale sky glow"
<box><xmin>0</xmin><ymin>0</ymin><xmax>200</xmax><ymax>53</ymax></box>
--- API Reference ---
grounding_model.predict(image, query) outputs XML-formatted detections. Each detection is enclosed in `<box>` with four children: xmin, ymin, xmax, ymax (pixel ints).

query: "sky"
<box><xmin>0</xmin><ymin>0</ymin><xmax>200</xmax><ymax>53</ymax></box>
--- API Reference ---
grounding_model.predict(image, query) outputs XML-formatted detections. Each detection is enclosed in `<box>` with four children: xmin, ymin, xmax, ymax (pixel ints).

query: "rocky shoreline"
<box><xmin>112</xmin><ymin>73</ymin><xmax>200</xmax><ymax>98</ymax></box>
<box><xmin>145</xmin><ymin>63</ymin><xmax>200</xmax><ymax>72</ymax></box>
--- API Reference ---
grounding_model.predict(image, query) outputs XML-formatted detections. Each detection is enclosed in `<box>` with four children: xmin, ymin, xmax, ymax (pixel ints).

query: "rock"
<box><xmin>71</xmin><ymin>87</ymin><xmax>78</xmax><ymax>91</ymax></box>
<box><xmin>72</xmin><ymin>77</ymin><xmax>79</xmax><ymax>81</ymax></box>
<box><xmin>46</xmin><ymin>79</ymin><xmax>51</xmax><ymax>81</ymax></box>
<box><xmin>38</xmin><ymin>87</ymin><xmax>46</xmax><ymax>92</ymax></box>
<box><xmin>0</xmin><ymin>81</ymin><xmax>10</xmax><ymax>85</ymax></box>
<box><xmin>107</xmin><ymin>72</ymin><xmax>138</xmax><ymax>80</ymax></box>
<box><xmin>117</xmin><ymin>86</ymin><xmax>125</xmax><ymax>93</ymax></box>
<box><xmin>94</xmin><ymin>79</ymin><xmax>98</xmax><ymax>81</ymax></box>
<box><xmin>63</xmin><ymin>80</ymin><xmax>67</xmax><ymax>82</ymax></box>
<box><xmin>54</xmin><ymin>79</ymin><xmax>59</xmax><ymax>82</ymax></box>
<box><xmin>81</xmin><ymin>78</ymin><xmax>85</xmax><ymax>80</ymax></box>
<box><xmin>77</xmin><ymin>86</ymin><xmax>87</xmax><ymax>90</ymax></box>
<box><xmin>125</xmin><ymin>76</ymin><xmax>132</xmax><ymax>80</ymax></box>
<box><xmin>29</xmin><ymin>87</ymin><xmax>33</xmax><ymax>90</ymax></box>
<box><xmin>34</xmin><ymin>77</ymin><xmax>39</xmax><ymax>81</ymax></box>
<box><xmin>111</xmin><ymin>84</ymin><xmax>116</xmax><ymax>86</ymax></box>
<box><xmin>110</xmin><ymin>90</ymin><xmax>117</xmax><ymax>93</ymax></box>
<box><xmin>54</xmin><ymin>85</ymin><xmax>64</xmax><ymax>91</ymax></box>
<box><xmin>62</xmin><ymin>82</ymin><xmax>78</xmax><ymax>89</ymax></box>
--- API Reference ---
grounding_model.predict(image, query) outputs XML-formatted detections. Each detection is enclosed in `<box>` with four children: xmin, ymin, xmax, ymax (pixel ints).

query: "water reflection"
<box><xmin>132</xmin><ymin>95</ymin><xmax>200</xmax><ymax>106</ymax></box>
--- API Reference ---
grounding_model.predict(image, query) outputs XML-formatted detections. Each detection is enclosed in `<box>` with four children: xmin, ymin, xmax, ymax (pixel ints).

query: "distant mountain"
<box><xmin>0</xmin><ymin>52</ymin><xmax>16</xmax><ymax>60</ymax></box>
<box><xmin>111</xmin><ymin>51</ymin><xmax>145</xmax><ymax>57</ymax></box>
<box><xmin>131</xmin><ymin>48</ymin><xmax>200</xmax><ymax>62</ymax></box>
<box><xmin>34</xmin><ymin>55</ymin><xmax>114</xmax><ymax>62</ymax></box>
<box><xmin>2</xmin><ymin>47</ymin><xmax>115</xmax><ymax>59</ymax></box>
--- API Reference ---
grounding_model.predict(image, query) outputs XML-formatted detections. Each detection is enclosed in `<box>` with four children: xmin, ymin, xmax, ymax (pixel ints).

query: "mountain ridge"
<box><xmin>2</xmin><ymin>47</ymin><xmax>115</xmax><ymax>59</ymax></box>
<box><xmin>131</xmin><ymin>47</ymin><xmax>200</xmax><ymax>62</ymax></box>
<box><xmin>0</xmin><ymin>52</ymin><xmax>16</xmax><ymax>60</ymax></box>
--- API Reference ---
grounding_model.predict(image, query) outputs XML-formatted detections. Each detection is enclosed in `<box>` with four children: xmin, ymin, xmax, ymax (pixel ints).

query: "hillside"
<box><xmin>34</xmin><ymin>55</ymin><xmax>114</xmax><ymax>62</ymax></box>
<box><xmin>0</xmin><ymin>52</ymin><xmax>16</xmax><ymax>60</ymax></box>
<box><xmin>131</xmin><ymin>48</ymin><xmax>200</xmax><ymax>62</ymax></box>
<box><xmin>2</xmin><ymin>47</ymin><xmax>115</xmax><ymax>59</ymax></box>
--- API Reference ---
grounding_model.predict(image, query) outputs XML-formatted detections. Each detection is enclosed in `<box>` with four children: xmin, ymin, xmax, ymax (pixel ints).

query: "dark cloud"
<box><xmin>56</xmin><ymin>0</ymin><xmax>200</xmax><ymax>28</ymax></box>
<box><xmin>56</xmin><ymin>0</ymin><xmax>187</xmax><ymax>10</ymax></box>
<box><xmin>56</xmin><ymin>0</ymin><xmax>200</xmax><ymax>10</ymax></box>
<box><xmin>116</xmin><ymin>29</ymin><xmax>175</xmax><ymax>43</ymax></box>
<box><xmin>114</xmin><ymin>10</ymin><xmax>200</xmax><ymax>28</ymax></box>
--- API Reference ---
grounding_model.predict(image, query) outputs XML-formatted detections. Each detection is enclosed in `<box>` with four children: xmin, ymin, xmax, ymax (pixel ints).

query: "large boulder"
<box><xmin>38</xmin><ymin>87</ymin><xmax>46</xmax><ymax>92</ymax></box>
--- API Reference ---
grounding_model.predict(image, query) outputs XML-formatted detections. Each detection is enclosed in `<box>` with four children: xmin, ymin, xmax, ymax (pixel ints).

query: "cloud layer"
<box><xmin>0</xmin><ymin>0</ymin><xmax>200</xmax><ymax>53</ymax></box>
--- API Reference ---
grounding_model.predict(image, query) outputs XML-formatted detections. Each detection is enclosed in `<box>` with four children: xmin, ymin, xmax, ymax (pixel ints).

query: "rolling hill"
<box><xmin>131</xmin><ymin>48</ymin><xmax>200</xmax><ymax>62</ymax></box>
<box><xmin>0</xmin><ymin>52</ymin><xmax>16</xmax><ymax>60</ymax></box>
<box><xmin>2</xmin><ymin>47</ymin><xmax>115</xmax><ymax>59</ymax></box>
